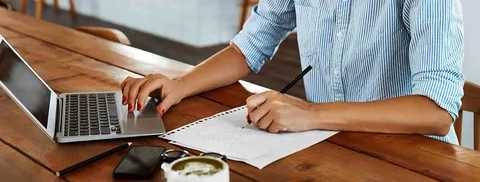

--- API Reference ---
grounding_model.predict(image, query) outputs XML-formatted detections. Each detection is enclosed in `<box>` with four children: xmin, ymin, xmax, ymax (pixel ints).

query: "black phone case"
<box><xmin>113</xmin><ymin>146</ymin><xmax>165</xmax><ymax>180</ymax></box>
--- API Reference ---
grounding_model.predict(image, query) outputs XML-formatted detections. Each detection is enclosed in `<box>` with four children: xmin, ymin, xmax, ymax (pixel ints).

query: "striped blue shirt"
<box><xmin>231</xmin><ymin>0</ymin><xmax>464</xmax><ymax>144</ymax></box>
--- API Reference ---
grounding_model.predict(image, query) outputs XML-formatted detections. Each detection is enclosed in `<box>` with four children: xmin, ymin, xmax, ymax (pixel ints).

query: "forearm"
<box><xmin>312</xmin><ymin>95</ymin><xmax>453</xmax><ymax>136</ymax></box>
<box><xmin>176</xmin><ymin>44</ymin><xmax>251</xmax><ymax>98</ymax></box>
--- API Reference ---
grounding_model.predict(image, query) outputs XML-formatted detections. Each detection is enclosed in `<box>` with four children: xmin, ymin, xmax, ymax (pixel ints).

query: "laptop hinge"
<box><xmin>54</xmin><ymin>97</ymin><xmax>63</xmax><ymax>142</ymax></box>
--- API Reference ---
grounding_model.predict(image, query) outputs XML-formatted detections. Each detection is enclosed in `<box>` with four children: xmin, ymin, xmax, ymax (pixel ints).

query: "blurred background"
<box><xmin>1</xmin><ymin>0</ymin><xmax>479</xmax><ymax>149</ymax></box>
<box><xmin>3</xmin><ymin>0</ymin><xmax>306</xmax><ymax>100</ymax></box>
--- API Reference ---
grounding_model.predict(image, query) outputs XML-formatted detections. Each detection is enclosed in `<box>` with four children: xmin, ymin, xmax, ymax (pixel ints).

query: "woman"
<box><xmin>121</xmin><ymin>0</ymin><xmax>464</xmax><ymax>144</ymax></box>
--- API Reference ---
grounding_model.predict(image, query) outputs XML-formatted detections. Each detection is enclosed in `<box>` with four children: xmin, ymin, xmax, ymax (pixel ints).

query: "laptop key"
<box><xmin>91</xmin><ymin>129</ymin><xmax>100</xmax><ymax>135</ymax></box>
<box><xmin>101</xmin><ymin>127</ymin><xmax>110</xmax><ymax>134</ymax></box>
<box><xmin>80</xmin><ymin>132</ymin><xmax>89</xmax><ymax>136</ymax></box>
<box><xmin>108</xmin><ymin>104</ymin><xmax>118</xmax><ymax>117</ymax></box>
<box><xmin>69</xmin><ymin>131</ymin><xmax>78</xmax><ymax>136</ymax></box>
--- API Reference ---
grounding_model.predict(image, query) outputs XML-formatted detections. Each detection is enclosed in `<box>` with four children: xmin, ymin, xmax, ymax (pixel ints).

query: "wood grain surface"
<box><xmin>0</xmin><ymin>9</ymin><xmax>192</xmax><ymax>78</ymax></box>
<box><xmin>0</xmin><ymin>141</ymin><xmax>64</xmax><ymax>182</ymax></box>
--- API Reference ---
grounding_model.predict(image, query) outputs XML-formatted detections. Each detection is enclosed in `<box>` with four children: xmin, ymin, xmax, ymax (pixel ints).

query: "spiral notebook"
<box><xmin>158</xmin><ymin>106</ymin><xmax>338</xmax><ymax>169</ymax></box>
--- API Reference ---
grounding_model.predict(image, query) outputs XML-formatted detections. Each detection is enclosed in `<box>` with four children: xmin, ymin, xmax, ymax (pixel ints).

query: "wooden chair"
<box><xmin>454</xmin><ymin>81</ymin><xmax>480</xmax><ymax>150</ymax></box>
<box><xmin>0</xmin><ymin>0</ymin><xmax>12</xmax><ymax>10</ymax></box>
<box><xmin>14</xmin><ymin>1</ymin><xmax>128</xmax><ymax>46</ymax></box>
<box><xmin>19</xmin><ymin>0</ymin><xmax>76</xmax><ymax>19</ymax></box>
<box><xmin>238</xmin><ymin>0</ymin><xmax>259</xmax><ymax>32</ymax></box>
<box><xmin>75</xmin><ymin>26</ymin><xmax>131</xmax><ymax>46</ymax></box>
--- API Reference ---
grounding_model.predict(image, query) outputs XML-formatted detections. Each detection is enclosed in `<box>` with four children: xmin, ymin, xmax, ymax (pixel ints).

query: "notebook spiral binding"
<box><xmin>159</xmin><ymin>106</ymin><xmax>247</xmax><ymax>138</ymax></box>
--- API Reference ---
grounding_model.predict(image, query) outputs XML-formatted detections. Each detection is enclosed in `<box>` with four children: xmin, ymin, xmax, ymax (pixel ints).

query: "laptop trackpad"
<box><xmin>121</xmin><ymin>97</ymin><xmax>166</xmax><ymax>135</ymax></box>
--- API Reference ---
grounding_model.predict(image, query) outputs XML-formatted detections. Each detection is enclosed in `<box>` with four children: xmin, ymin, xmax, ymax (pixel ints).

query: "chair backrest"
<box><xmin>454</xmin><ymin>81</ymin><xmax>480</xmax><ymax>150</ymax></box>
<box><xmin>75</xmin><ymin>26</ymin><xmax>131</xmax><ymax>46</ymax></box>
<box><xmin>0</xmin><ymin>0</ymin><xmax>12</xmax><ymax>10</ymax></box>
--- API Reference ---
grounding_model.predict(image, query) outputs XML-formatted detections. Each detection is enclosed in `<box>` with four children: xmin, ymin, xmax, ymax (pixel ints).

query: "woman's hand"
<box><xmin>120</xmin><ymin>74</ymin><xmax>186</xmax><ymax>116</ymax></box>
<box><xmin>246</xmin><ymin>91</ymin><xmax>317</xmax><ymax>133</ymax></box>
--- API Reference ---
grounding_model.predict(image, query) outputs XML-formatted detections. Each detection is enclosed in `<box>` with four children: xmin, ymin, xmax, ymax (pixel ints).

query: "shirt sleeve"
<box><xmin>403</xmin><ymin>0</ymin><xmax>465</xmax><ymax>120</ymax></box>
<box><xmin>231</xmin><ymin>0</ymin><xmax>296</xmax><ymax>73</ymax></box>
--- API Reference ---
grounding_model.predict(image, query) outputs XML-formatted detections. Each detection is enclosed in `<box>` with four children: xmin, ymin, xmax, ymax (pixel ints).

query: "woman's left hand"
<box><xmin>246</xmin><ymin>91</ymin><xmax>318</xmax><ymax>133</ymax></box>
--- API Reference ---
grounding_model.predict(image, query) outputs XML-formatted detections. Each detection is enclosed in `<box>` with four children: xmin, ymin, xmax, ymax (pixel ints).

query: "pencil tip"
<box><xmin>127</xmin><ymin>142</ymin><xmax>132</xmax><ymax>146</ymax></box>
<box><xmin>241</xmin><ymin>126</ymin><xmax>244</xmax><ymax>129</ymax></box>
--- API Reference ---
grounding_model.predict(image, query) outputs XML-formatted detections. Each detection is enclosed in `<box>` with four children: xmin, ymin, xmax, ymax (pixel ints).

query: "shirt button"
<box><xmin>337</xmin><ymin>32</ymin><xmax>344</xmax><ymax>39</ymax></box>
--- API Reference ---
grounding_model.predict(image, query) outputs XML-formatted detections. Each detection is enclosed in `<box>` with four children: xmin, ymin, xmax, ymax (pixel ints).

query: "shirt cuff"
<box><xmin>412</xmin><ymin>72</ymin><xmax>464</xmax><ymax>120</ymax></box>
<box><xmin>230</xmin><ymin>30</ymin><xmax>269</xmax><ymax>73</ymax></box>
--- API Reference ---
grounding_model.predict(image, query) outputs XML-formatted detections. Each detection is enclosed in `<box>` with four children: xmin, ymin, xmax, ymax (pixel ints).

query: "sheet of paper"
<box><xmin>159</xmin><ymin>106</ymin><xmax>338</xmax><ymax>167</ymax></box>
<box><xmin>170</xmin><ymin>129</ymin><xmax>338</xmax><ymax>169</ymax></box>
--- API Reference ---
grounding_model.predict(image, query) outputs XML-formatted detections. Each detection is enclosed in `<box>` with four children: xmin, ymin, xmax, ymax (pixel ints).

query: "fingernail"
<box><xmin>246</xmin><ymin>115</ymin><xmax>250</xmax><ymax>120</ymax></box>
<box><xmin>128</xmin><ymin>104</ymin><xmax>132</xmax><ymax>112</ymax></box>
<box><xmin>137</xmin><ymin>103</ymin><xmax>142</xmax><ymax>111</ymax></box>
<box><xmin>161</xmin><ymin>108</ymin><xmax>165</xmax><ymax>116</ymax></box>
<box><xmin>122</xmin><ymin>96</ymin><xmax>126</xmax><ymax>104</ymax></box>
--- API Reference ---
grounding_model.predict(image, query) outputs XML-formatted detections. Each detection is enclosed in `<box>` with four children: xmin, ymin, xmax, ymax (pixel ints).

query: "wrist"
<box><xmin>309</xmin><ymin>102</ymin><xmax>338</xmax><ymax>130</ymax></box>
<box><xmin>172</xmin><ymin>77</ymin><xmax>190</xmax><ymax>99</ymax></box>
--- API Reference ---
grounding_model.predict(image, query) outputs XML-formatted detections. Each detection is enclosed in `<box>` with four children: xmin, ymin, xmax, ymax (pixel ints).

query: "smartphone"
<box><xmin>113</xmin><ymin>146</ymin><xmax>166</xmax><ymax>180</ymax></box>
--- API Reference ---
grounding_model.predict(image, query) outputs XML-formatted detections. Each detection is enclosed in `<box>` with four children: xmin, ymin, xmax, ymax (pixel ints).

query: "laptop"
<box><xmin>0</xmin><ymin>35</ymin><xmax>166</xmax><ymax>143</ymax></box>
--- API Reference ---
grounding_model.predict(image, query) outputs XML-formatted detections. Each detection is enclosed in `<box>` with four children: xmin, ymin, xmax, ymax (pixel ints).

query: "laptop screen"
<box><xmin>0</xmin><ymin>41</ymin><xmax>51</xmax><ymax>129</ymax></box>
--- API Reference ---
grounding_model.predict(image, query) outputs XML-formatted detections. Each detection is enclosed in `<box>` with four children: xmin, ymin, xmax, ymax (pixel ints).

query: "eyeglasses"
<box><xmin>161</xmin><ymin>149</ymin><xmax>227</xmax><ymax>163</ymax></box>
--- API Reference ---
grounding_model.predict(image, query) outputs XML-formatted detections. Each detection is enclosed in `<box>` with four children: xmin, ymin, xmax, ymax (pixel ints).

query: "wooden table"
<box><xmin>0</xmin><ymin>9</ymin><xmax>479</xmax><ymax>182</ymax></box>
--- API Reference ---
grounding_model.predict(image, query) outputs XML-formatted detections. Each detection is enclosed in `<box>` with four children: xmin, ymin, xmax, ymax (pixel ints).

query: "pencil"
<box><xmin>56</xmin><ymin>142</ymin><xmax>132</xmax><ymax>177</ymax></box>
<box><xmin>242</xmin><ymin>65</ymin><xmax>313</xmax><ymax>128</ymax></box>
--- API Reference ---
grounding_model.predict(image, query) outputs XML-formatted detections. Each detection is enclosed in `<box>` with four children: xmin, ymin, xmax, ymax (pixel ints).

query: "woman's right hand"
<box><xmin>120</xmin><ymin>74</ymin><xmax>187</xmax><ymax>116</ymax></box>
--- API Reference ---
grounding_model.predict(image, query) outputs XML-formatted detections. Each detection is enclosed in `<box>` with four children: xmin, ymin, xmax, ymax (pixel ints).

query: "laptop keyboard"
<box><xmin>63</xmin><ymin>93</ymin><xmax>121</xmax><ymax>136</ymax></box>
